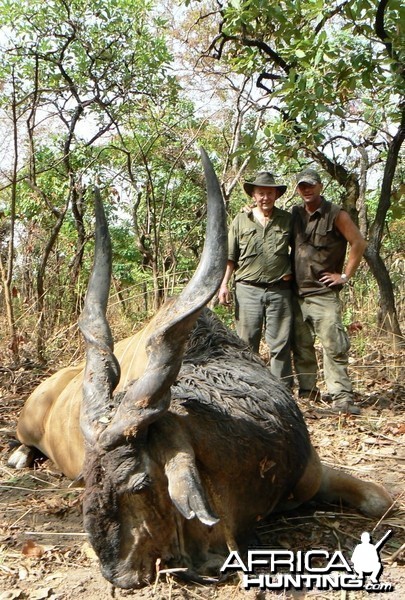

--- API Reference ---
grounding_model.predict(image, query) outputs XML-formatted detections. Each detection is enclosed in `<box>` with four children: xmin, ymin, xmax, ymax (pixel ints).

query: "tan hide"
<box><xmin>16</xmin><ymin>323</ymin><xmax>156</xmax><ymax>479</ymax></box>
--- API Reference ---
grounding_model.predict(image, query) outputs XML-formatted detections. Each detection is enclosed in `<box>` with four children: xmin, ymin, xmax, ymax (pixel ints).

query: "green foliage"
<box><xmin>213</xmin><ymin>303</ymin><xmax>235</xmax><ymax>330</ymax></box>
<box><xmin>0</xmin><ymin>0</ymin><xmax>211</xmax><ymax>361</ymax></box>
<box><xmin>213</xmin><ymin>0</ymin><xmax>402</xmax><ymax>168</ymax></box>
<box><xmin>0</xmin><ymin>0</ymin><xmax>403</xmax><ymax>361</ymax></box>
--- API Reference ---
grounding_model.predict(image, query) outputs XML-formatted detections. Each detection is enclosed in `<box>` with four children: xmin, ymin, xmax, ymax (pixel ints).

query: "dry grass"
<box><xmin>0</xmin><ymin>307</ymin><xmax>404</xmax><ymax>599</ymax></box>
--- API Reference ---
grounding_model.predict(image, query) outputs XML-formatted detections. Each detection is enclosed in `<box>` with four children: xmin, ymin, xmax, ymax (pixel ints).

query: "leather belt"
<box><xmin>238</xmin><ymin>280</ymin><xmax>292</xmax><ymax>290</ymax></box>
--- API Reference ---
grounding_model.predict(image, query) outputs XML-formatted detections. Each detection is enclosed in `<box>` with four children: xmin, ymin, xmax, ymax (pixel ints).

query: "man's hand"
<box><xmin>240</xmin><ymin>203</ymin><xmax>254</xmax><ymax>214</ymax></box>
<box><xmin>218</xmin><ymin>284</ymin><xmax>232</xmax><ymax>306</ymax></box>
<box><xmin>319</xmin><ymin>272</ymin><xmax>348</xmax><ymax>287</ymax></box>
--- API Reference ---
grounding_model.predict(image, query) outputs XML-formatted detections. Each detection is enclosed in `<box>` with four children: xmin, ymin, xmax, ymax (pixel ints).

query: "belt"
<box><xmin>238</xmin><ymin>279</ymin><xmax>292</xmax><ymax>290</ymax></box>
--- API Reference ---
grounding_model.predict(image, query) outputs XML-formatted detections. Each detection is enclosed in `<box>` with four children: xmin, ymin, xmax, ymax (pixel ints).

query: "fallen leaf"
<box><xmin>18</xmin><ymin>566</ymin><xmax>28</xmax><ymax>580</ymax></box>
<box><xmin>0</xmin><ymin>590</ymin><xmax>24</xmax><ymax>600</ymax></box>
<box><xmin>21</xmin><ymin>539</ymin><xmax>45</xmax><ymax>558</ymax></box>
<box><xmin>44</xmin><ymin>573</ymin><xmax>64</xmax><ymax>583</ymax></box>
<box><xmin>385</xmin><ymin>423</ymin><xmax>405</xmax><ymax>435</ymax></box>
<box><xmin>81</xmin><ymin>541</ymin><xmax>97</xmax><ymax>560</ymax></box>
<box><xmin>319</xmin><ymin>436</ymin><xmax>332</xmax><ymax>446</ymax></box>
<box><xmin>29</xmin><ymin>588</ymin><xmax>53</xmax><ymax>600</ymax></box>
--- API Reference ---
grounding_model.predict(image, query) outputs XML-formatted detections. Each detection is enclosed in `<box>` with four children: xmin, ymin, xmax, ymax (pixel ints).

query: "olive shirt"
<box><xmin>228</xmin><ymin>207</ymin><xmax>292</xmax><ymax>283</ymax></box>
<box><xmin>291</xmin><ymin>199</ymin><xmax>347</xmax><ymax>297</ymax></box>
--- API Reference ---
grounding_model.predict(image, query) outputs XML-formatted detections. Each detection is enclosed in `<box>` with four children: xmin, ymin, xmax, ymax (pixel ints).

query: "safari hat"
<box><xmin>296</xmin><ymin>168</ymin><xmax>322</xmax><ymax>185</ymax></box>
<box><xmin>243</xmin><ymin>171</ymin><xmax>287</xmax><ymax>197</ymax></box>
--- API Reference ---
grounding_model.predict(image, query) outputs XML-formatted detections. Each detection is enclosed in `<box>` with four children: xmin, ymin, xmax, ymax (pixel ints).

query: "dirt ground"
<box><xmin>0</xmin><ymin>343</ymin><xmax>404</xmax><ymax>600</ymax></box>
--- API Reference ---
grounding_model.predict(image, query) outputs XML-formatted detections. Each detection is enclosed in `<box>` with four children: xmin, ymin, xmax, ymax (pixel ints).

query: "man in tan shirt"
<box><xmin>219</xmin><ymin>172</ymin><xmax>293</xmax><ymax>387</ymax></box>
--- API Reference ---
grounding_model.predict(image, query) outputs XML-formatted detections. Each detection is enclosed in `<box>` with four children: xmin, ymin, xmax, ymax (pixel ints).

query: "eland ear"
<box><xmin>165</xmin><ymin>450</ymin><xmax>219</xmax><ymax>526</ymax></box>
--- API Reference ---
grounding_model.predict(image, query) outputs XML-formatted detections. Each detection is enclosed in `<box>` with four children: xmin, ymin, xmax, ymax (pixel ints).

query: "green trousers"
<box><xmin>234</xmin><ymin>282</ymin><xmax>293</xmax><ymax>387</ymax></box>
<box><xmin>292</xmin><ymin>290</ymin><xmax>354</xmax><ymax>401</ymax></box>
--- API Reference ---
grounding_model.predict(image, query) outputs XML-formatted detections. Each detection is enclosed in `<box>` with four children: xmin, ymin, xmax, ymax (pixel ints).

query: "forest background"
<box><xmin>0</xmin><ymin>0</ymin><xmax>403</xmax><ymax>368</ymax></box>
<box><xmin>0</xmin><ymin>2</ymin><xmax>404</xmax><ymax>598</ymax></box>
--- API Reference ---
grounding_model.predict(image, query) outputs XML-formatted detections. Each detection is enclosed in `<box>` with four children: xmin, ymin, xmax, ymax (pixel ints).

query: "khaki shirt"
<box><xmin>292</xmin><ymin>198</ymin><xmax>347</xmax><ymax>296</ymax></box>
<box><xmin>228</xmin><ymin>207</ymin><xmax>292</xmax><ymax>284</ymax></box>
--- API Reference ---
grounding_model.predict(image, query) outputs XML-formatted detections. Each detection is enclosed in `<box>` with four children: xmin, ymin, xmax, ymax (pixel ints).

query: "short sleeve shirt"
<box><xmin>228</xmin><ymin>207</ymin><xmax>292</xmax><ymax>284</ymax></box>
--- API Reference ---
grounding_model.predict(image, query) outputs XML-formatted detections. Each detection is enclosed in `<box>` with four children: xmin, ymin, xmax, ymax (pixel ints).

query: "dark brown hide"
<box><xmin>82</xmin><ymin>309</ymin><xmax>311</xmax><ymax>588</ymax></box>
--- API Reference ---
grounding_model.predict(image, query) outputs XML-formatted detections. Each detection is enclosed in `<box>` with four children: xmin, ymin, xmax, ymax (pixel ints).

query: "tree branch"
<box><xmin>375</xmin><ymin>0</ymin><xmax>403</xmax><ymax>78</ymax></box>
<box><xmin>375</xmin><ymin>0</ymin><xmax>394</xmax><ymax>60</ymax></box>
<box><xmin>368</xmin><ymin>105</ymin><xmax>405</xmax><ymax>251</ymax></box>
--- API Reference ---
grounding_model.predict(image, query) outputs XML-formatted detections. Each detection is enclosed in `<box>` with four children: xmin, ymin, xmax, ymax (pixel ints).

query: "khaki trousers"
<box><xmin>292</xmin><ymin>290</ymin><xmax>353</xmax><ymax>401</ymax></box>
<box><xmin>235</xmin><ymin>282</ymin><xmax>293</xmax><ymax>387</ymax></box>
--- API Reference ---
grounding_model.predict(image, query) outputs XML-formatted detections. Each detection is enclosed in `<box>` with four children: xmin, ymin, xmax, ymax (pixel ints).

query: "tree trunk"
<box><xmin>1</xmin><ymin>73</ymin><xmax>20</xmax><ymax>364</ymax></box>
<box><xmin>36</xmin><ymin>206</ymin><xmax>68</xmax><ymax>363</ymax></box>
<box><xmin>69</xmin><ymin>182</ymin><xmax>87</xmax><ymax>315</ymax></box>
<box><xmin>0</xmin><ymin>252</ymin><xmax>19</xmax><ymax>363</ymax></box>
<box><xmin>364</xmin><ymin>250</ymin><xmax>402</xmax><ymax>345</ymax></box>
<box><xmin>364</xmin><ymin>109</ymin><xmax>404</xmax><ymax>346</ymax></box>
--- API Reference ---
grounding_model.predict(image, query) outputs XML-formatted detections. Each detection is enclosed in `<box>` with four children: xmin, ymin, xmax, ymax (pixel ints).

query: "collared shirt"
<box><xmin>291</xmin><ymin>198</ymin><xmax>347</xmax><ymax>296</ymax></box>
<box><xmin>228</xmin><ymin>207</ymin><xmax>292</xmax><ymax>284</ymax></box>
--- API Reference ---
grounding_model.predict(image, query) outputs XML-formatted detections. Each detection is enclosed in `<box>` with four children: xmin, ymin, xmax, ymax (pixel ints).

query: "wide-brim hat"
<box><xmin>243</xmin><ymin>171</ymin><xmax>287</xmax><ymax>197</ymax></box>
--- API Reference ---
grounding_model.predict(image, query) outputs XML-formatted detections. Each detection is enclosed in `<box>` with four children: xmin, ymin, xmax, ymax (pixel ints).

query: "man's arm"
<box><xmin>218</xmin><ymin>260</ymin><xmax>235</xmax><ymax>305</ymax></box>
<box><xmin>319</xmin><ymin>210</ymin><xmax>367</xmax><ymax>287</ymax></box>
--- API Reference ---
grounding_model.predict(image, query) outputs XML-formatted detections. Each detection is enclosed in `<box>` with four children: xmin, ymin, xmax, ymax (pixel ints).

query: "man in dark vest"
<box><xmin>291</xmin><ymin>168</ymin><xmax>367</xmax><ymax>415</ymax></box>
